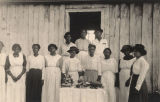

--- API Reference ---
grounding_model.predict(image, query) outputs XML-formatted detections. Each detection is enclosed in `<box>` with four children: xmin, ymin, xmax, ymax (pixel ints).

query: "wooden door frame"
<box><xmin>65</xmin><ymin>8</ymin><xmax>105</xmax><ymax>32</ymax></box>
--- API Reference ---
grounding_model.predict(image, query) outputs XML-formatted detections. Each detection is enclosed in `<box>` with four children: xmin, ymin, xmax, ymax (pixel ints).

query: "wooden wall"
<box><xmin>0</xmin><ymin>3</ymin><xmax>160</xmax><ymax>92</ymax></box>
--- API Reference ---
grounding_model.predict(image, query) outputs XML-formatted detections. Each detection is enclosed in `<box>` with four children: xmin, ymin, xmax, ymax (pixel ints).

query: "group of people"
<box><xmin>0</xmin><ymin>28</ymin><xmax>149</xmax><ymax>102</ymax></box>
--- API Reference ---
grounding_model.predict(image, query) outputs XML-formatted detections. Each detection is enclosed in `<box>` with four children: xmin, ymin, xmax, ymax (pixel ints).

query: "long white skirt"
<box><xmin>102</xmin><ymin>71</ymin><xmax>116</xmax><ymax>102</ymax></box>
<box><xmin>119</xmin><ymin>69</ymin><xmax>130</xmax><ymax>102</ymax></box>
<box><xmin>6</xmin><ymin>66</ymin><xmax>26</xmax><ymax>102</ymax></box>
<box><xmin>42</xmin><ymin>67</ymin><xmax>61</xmax><ymax>102</ymax></box>
<box><xmin>0</xmin><ymin>67</ymin><xmax>6</xmax><ymax>102</ymax></box>
<box><xmin>77</xmin><ymin>51</ymin><xmax>88</xmax><ymax>69</ymax></box>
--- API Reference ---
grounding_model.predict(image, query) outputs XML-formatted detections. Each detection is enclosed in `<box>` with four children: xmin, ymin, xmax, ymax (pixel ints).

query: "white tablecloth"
<box><xmin>60</xmin><ymin>88</ymin><xmax>106</xmax><ymax>102</ymax></box>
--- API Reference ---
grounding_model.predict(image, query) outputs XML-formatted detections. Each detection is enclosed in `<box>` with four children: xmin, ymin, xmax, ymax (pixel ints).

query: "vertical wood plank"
<box><xmin>109</xmin><ymin>5</ymin><xmax>121</xmax><ymax>61</ymax></box>
<box><xmin>120</xmin><ymin>4</ymin><xmax>130</xmax><ymax>59</ymax></box>
<box><xmin>130</xmin><ymin>4</ymin><xmax>142</xmax><ymax>45</ymax></box>
<box><xmin>2</xmin><ymin>5</ymin><xmax>9</xmax><ymax>53</ymax></box>
<box><xmin>38</xmin><ymin>5</ymin><xmax>45</xmax><ymax>55</ymax></box>
<box><xmin>153</xmin><ymin>3</ymin><xmax>160</xmax><ymax>91</ymax></box>
<box><xmin>49</xmin><ymin>5</ymin><xmax>55</xmax><ymax>43</ymax></box>
<box><xmin>23</xmin><ymin>5</ymin><xmax>29</xmax><ymax>56</ymax></box>
<box><xmin>43</xmin><ymin>6</ymin><xmax>50</xmax><ymax>55</ymax></box>
<box><xmin>103</xmin><ymin>5</ymin><xmax>110</xmax><ymax>45</ymax></box>
<box><xmin>33</xmin><ymin>5</ymin><xmax>39</xmax><ymax>44</ymax></box>
<box><xmin>58</xmin><ymin>5</ymin><xmax>65</xmax><ymax>50</ymax></box>
<box><xmin>142</xmin><ymin>3</ymin><xmax>153</xmax><ymax>93</ymax></box>
<box><xmin>54</xmin><ymin>5</ymin><xmax>59</xmax><ymax>46</ymax></box>
<box><xmin>28</xmin><ymin>5</ymin><xmax>34</xmax><ymax>55</ymax></box>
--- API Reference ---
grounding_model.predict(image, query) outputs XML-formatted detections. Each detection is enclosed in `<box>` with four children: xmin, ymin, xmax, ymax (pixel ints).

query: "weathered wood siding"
<box><xmin>0</xmin><ymin>3</ymin><xmax>160</xmax><ymax>92</ymax></box>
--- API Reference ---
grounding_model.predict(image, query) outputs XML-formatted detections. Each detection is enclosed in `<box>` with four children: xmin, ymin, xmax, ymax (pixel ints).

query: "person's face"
<box><xmin>95</xmin><ymin>31</ymin><xmax>102</xmax><ymax>39</ymax></box>
<box><xmin>103</xmin><ymin>49</ymin><xmax>111</xmax><ymax>58</ymax></box>
<box><xmin>81</xmin><ymin>30</ymin><xmax>87</xmax><ymax>38</ymax></box>
<box><xmin>49</xmin><ymin>46</ymin><xmax>56</xmax><ymax>54</ymax></box>
<box><xmin>134</xmin><ymin>51</ymin><xmax>141</xmax><ymax>58</ymax></box>
<box><xmin>14</xmin><ymin>46</ymin><xmax>21</xmax><ymax>54</ymax></box>
<box><xmin>32</xmin><ymin>45</ymin><xmax>39</xmax><ymax>54</ymax></box>
<box><xmin>0</xmin><ymin>43</ymin><xmax>3</xmax><ymax>52</ymax></box>
<box><xmin>70</xmin><ymin>51</ymin><xmax>76</xmax><ymax>58</ymax></box>
<box><xmin>89</xmin><ymin>47</ymin><xmax>95</xmax><ymax>55</ymax></box>
<box><xmin>65</xmin><ymin>35</ymin><xmax>71</xmax><ymax>42</ymax></box>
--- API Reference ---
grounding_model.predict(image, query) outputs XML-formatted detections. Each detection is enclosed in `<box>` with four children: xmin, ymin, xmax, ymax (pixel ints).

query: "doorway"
<box><xmin>69</xmin><ymin>12</ymin><xmax>101</xmax><ymax>42</ymax></box>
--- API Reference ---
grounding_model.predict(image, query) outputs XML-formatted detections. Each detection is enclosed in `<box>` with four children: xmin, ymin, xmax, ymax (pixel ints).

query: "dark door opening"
<box><xmin>69</xmin><ymin>12</ymin><xmax>101</xmax><ymax>43</ymax></box>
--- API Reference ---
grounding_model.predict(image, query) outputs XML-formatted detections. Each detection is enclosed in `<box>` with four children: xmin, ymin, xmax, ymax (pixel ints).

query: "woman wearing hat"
<box><xmin>62</xmin><ymin>46</ymin><xmax>83</xmax><ymax>85</ymax></box>
<box><xmin>119</xmin><ymin>45</ymin><xmax>136</xmax><ymax>102</ymax></box>
<box><xmin>128</xmin><ymin>44</ymin><xmax>149</xmax><ymax>102</ymax></box>
<box><xmin>5</xmin><ymin>44</ymin><xmax>26</xmax><ymax>102</ymax></box>
<box><xmin>42</xmin><ymin>44</ymin><xmax>62</xmax><ymax>102</ymax></box>
<box><xmin>0</xmin><ymin>41</ymin><xmax>7</xmax><ymax>102</ymax></box>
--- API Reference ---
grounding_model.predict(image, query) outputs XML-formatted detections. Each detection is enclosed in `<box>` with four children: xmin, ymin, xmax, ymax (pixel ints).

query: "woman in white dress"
<box><xmin>42</xmin><ymin>44</ymin><xmax>62</xmax><ymax>102</ymax></box>
<box><xmin>76</xmin><ymin>29</ymin><xmax>90</xmax><ymax>69</ymax></box>
<box><xmin>62</xmin><ymin>46</ymin><xmax>83</xmax><ymax>85</ymax></box>
<box><xmin>5</xmin><ymin>44</ymin><xmax>26</xmax><ymax>102</ymax></box>
<box><xmin>101</xmin><ymin>48</ymin><xmax>117</xmax><ymax>102</ymax></box>
<box><xmin>26</xmin><ymin>44</ymin><xmax>45</xmax><ymax>102</ymax></box>
<box><xmin>0</xmin><ymin>41</ymin><xmax>7</xmax><ymax>102</ymax></box>
<box><xmin>119</xmin><ymin>45</ymin><xmax>135</xmax><ymax>102</ymax></box>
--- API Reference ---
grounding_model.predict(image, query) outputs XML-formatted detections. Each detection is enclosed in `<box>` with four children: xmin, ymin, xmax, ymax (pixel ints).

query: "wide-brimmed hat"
<box><xmin>67</xmin><ymin>46</ymin><xmax>79</xmax><ymax>54</ymax></box>
<box><xmin>134</xmin><ymin>44</ymin><xmax>147</xmax><ymax>56</ymax></box>
<box><xmin>121</xmin><ymin>45</ymin><xmax>134</xmax><ymax>53</ymax></box>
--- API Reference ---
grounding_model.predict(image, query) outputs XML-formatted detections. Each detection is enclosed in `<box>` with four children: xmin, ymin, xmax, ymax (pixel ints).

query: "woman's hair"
<box><xmin>103</xmin><ymin>48</ymin><xmax>112</xmax><ymax>54</ymax></box>
<box><xmin>88</xmin><ymin>44</ymin><xmax>96</xmax><ymax>49</ymax></box>
<box><xmin>32</xmin><ymin>44</ymin><xmax>40</xmax><ymax>49</ymax></box>
<box><xmin>64</xmin><ymin>32</ymin><xmax>71</xmax><ymax>39</ymax></box>
<box><xmin>12</xmin><ymin>44</ymin><xmax>21</xmax><ymax>51</ymax></box>
<box><xmin>121</xmin><ymin>45</ymin><xmax>134</xmax><ymax>53</ymax></box>
<box><xmin>134</xmin><ymin>44</ymin><xmax>147</xmax><ymax>56</ymax></box>
<box><xmin>95</xmin><ymin>28</ymin><xmax>103</xmax><ymax>33</ymax></box>
<box><xmin>48</xmin><ymin>44</ymin><xmax>58</xmax><ymax>51</ymax></box>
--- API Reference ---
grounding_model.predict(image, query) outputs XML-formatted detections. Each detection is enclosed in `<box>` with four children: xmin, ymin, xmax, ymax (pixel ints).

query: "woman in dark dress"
<box><xmin>128</xmin><ymin>44</ymin><xmax>149</xmax><ymax>102</ymax></box>
<box><xmin>26</xmin><ymin>44</ymin><xmax>45</xmax><ymax>102</ymax></box>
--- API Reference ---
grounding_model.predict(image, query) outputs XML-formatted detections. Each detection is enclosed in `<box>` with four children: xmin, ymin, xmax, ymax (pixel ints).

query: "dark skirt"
<box><xmin>128</xmin><ymin>74</ymin><xmax>148</xmax><ymax>102</ymax></box>
<box><xmin>26</xmin><ymin>69</ymin><xmax>42</xmax><ymax>102</ymax></box>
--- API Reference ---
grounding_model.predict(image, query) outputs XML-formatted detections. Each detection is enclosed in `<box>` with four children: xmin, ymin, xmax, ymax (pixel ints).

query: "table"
<box><xmin>60</xmin><ymin>88</ymin><xmax>106</xmax><ymax>102</ymax></box>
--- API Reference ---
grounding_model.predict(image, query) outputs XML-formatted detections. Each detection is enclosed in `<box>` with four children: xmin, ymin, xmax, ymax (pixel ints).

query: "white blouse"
<box><xmin>92</xmin><ymin>39</ymin><xmax>108</xmax><ymax>57</ymax></box>
<box><xmin>83</xmin><ymin>55</ymin><xmax>101</xmax><ymax>75</ymax></box>
<box><xmin>101</xmin><ymin>58</ymin><xmax>118</xmax><ymax>73</ymax></box>
<box><xmin>133</xmin><ymin>57</ymin><xmax>149</xmax><ymax>91</ymax></box>
<box><xmin>0</xmin><ymin>53</ymin><xmax>7</xmax><ymax>66</ymax></box>
<box><xmin>27</xmin><ymin>55</ymin><xmax>45</xmax><ymax>71</ymax></box>
<box><xmin>45</xmin><ymin>54</ymin><xmax>61</xmax><ymax>67</ymax></box>
<box><xmin>75</xmin><ymin>38</ymin><xmax>90</xmax><ymax>51</ymax></box>
<box><xmin>62</xmin><ymin>57</ymin><xmax>82</xmax><ymax>73</ymax></box>
<box><xmin>120</xmin><ymin>58</ymin><xmax>136</xmax><ymax>70</ymax></box>
<box><xmin>59</xmin><ymin>42</ymin><xmax>76</xmax><ymax>56</ymax></box>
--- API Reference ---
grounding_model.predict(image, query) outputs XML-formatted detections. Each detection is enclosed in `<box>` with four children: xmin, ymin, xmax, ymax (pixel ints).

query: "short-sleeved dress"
<box><xmin>0</xmin><ymin>53</ymin><xmax>7</xmax><ymax>102</ymax></box>
<box><xmin>26</xmin><ymin>55</ymin><xmax>45</xmax><ymax>102</ymax></box>
<box><xmin>119</xmin><ymin>58</ymin><xmax>135</xmax><ymax>102</ymax></box>
<box><xmin>42</xmin><ymin>54</ymin><xmax>61</xmax><ymax>102</ymax></box>
<box><xmin>62</xmin><ymin>57</ymin><xmax>82</xmax><ymax>84</ymax></box>
<box><xmin>6</xmin><ymin>53</ymin><xmax>26</xmax><ymax>102</ymax></box>
<box><xmin>101</xmin><ymin>58</ymin><xmax>118</xmax><ymax>102</ymax></box>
